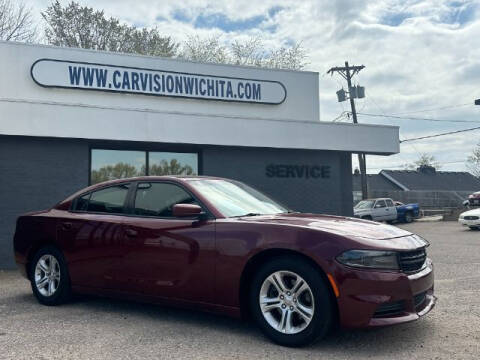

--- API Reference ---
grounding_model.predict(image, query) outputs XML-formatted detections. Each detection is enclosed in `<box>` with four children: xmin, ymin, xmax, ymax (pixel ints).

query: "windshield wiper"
<box><xmin>231</xmin><ymin>212</ymin><xmax>262</xmax><ymax>218</ymax></box>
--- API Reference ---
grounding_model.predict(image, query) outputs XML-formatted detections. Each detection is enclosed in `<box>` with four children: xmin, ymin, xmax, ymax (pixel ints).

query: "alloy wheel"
<box><xmin>34</xmin><ymin>255</ymin><xmax>61</xmax><ymax>297</ymax></box>
<box><xmin>259</xmin><ymin>270</ymin><xmax>315</xmax><ymax>334</ymax></box>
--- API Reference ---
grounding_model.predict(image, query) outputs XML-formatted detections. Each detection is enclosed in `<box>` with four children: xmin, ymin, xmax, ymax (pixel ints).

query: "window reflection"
<box><xmin>149</xmin><ymin>152</ymin><xmax>198</xmax><ymax>176</ymax></box>
<box><xmin>91</xmin><ymin>150</ymin><xmax>145</xmax><ymax>184</ymax></box>
<box><xmin>90</xmin><ymin>149</ymin><xmax>198</xmax><ymax>184</ymax></box>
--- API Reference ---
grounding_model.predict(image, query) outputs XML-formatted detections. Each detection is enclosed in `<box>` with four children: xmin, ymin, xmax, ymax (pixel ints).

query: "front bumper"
<box><xmin>459</xmin><ymin>218</ymin><xmax>480</xmax><ymax>227</ymax></box>
<box><xmin>333</xmin><ymin>259</ymin><xmax>435</xmax><ymax>328</ymax></box>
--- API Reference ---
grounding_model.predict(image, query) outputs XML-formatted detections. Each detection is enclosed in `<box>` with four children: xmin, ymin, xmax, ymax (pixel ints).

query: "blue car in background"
<box><xmin>394</xmin><ymin>201</ymin><xmax>420</xmax><ymax>223</ymax></box>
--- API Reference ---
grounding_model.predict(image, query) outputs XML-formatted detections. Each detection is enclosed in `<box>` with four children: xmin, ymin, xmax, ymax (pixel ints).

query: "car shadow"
<box><xmin>73</xmin><ymin>294</ymin><xmax>434</xmax><ymax>353</ymax></box>
<box><xmin>4</xmin><ymin>290</ymin><xmax>435</xmax><ymax>354</ymax></box>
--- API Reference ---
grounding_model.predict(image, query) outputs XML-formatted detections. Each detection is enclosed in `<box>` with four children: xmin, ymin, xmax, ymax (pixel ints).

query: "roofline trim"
<box><xmin>380</xmin><ymin>170</ymin><xmax>410</xmax><ymax>191</ymax></box>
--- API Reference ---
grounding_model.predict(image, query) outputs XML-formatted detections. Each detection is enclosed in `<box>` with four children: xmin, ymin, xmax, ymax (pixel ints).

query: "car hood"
<box><xmin>461</xmin><ymin>208</ymin><xmax>480</xmax><ymax>216</ymax></box>
<box><xmin>237</xmin><ymin>213</ymin><xmax>412</xmax><ymax>240</ymax></box>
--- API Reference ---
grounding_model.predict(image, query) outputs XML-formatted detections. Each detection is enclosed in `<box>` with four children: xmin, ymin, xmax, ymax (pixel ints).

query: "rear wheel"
<box><xmin>30</xmin><ymin>246</ymin><xmax>71</xmax><ymax>306</ymax></box>
<box><xmin>249</xmin><ymin>256</ymin><xmax>334</xmax><ymax>347</ymax></box>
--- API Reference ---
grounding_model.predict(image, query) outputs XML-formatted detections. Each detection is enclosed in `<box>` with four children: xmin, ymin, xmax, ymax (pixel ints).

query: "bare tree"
<box><xmin>403</xmin><ymin>153</ymin><xmax>441</xmax><ymax>170</ymax></box>
<box><xmin>0</xmin><ymin>0</ymin><xmax>36</xmax><ymax>42</ymax></box>
<box><xmin>180</xmin><ymin>35</ymin><xmax>308</xmax><ymax>70</ymax></box>
<box><xmin>42</xmin><ymin>1</ymin><xmax>178</xmax><ymax>57</ymax></box>
<box><xmin>180</xmin><ymin>35</ymin><xmax>229</xmax><ymax>64</ymax></box>
<box><xmin>466</xmin><ymin>142</ymin><xmax>480</xmax><ymax>177</ymax></box>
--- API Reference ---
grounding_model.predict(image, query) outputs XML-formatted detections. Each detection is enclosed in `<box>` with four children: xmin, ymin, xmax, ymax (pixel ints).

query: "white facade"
<box><xmin>0</xmin><ymin>41</ymin><xmax>399</xmax><ymax>154</ymax></box>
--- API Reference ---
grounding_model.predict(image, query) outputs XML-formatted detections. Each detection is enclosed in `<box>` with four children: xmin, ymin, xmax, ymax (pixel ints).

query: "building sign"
<box><xmin>30</xmin><ymin>59</ymin><xmax>287</xmax><ymax>104</ymax></box>
<box><xmin>266</xmin><ymin>164</ymin><xmax>331</xmax><ymax>179</ymax></box>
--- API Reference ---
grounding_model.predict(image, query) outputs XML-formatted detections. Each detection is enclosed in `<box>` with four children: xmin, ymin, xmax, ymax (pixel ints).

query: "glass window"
<box><xmin>375</xmin><ymin>200</ymin><xmax>387</xmax><ymax>208</ymax></box>
<box><xmin>134</xmin><ymin>182</ymin><xmax>199</xmax><ymax>217</ymax></box>
<box><xmin>87</xmin><ymin>184</ymin><xmax>130</xmax><ymax>214</ymax></box>
<box><xmin>91</xmin><ymin>150</ymin><xmax>146</xmax><ymax>184</ymax></box>
<box><xmin>73</xmin><ymin>193</ymin><xmax>91</xmax><ymax>211</ymax></box>
<box><xmin>385</xmin><ymin>199</ymin><xmax>394</xmax><ymax>207</ymax></box>
<box><xmin>186</xmin><ymin>179</ymin><xmax>287</xmax><ymax>218</ymax></box>
<box><xmin>148</xmin><ymin>152</ymin><xmax>198</xmax><ymax>176</ymax></box>
<box><xmin>354</xmin><ymin>200</ymin><xmax>375</xmax><ymax>209</ymax></box>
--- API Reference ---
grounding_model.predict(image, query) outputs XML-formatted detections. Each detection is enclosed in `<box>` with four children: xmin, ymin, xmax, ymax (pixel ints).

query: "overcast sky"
<box><xmin>26</xmin><ymin>0</ymin><xmax>480</xmax><ymax>173</ymax></box>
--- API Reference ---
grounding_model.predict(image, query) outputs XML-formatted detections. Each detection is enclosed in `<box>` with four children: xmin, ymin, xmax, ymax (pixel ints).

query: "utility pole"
<box><xmin>327</xmin><ymin>61</ymin><xmax>368</xmax><ymax>200</ymax></box>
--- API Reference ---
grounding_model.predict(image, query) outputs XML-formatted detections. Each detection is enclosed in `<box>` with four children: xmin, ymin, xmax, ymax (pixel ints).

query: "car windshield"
<box><xmin>354</xmin><ymin>200</ymin><xmax>375</xmax><ymax>209</ymax></box>
<box><xmin>186</xmin><ymin>179</ymin><xmax>288</xmax><ymax>217</ymax></box>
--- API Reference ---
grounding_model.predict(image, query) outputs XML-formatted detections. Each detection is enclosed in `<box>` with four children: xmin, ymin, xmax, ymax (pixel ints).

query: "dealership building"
<box><xmin>0</xmin><ymin>41</ymin><xmax>399</xmax><ymax>268</ymax></box>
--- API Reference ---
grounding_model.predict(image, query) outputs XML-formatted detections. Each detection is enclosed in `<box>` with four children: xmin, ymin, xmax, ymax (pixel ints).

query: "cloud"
<box><xmin>24</xmin><ymin>0</ymin><xmax>480</xmax><ymax>172</ymax></box>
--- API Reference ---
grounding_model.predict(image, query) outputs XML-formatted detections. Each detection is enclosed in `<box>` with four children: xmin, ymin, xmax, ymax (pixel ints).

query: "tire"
<box><xmin>30</xmin><ymin>245</ymin><xmax>71</xmax><ymax>306</ymax></box>
<box><xmin>362</xmin><ymin>216</ymin><xmax>372</xmax><ymax>221</ymax></box>
<box><xmin>404</xmin><ymin>212</ymin><xmax>413</xmax><ymax>223</ymax></box>
<box><xmin>249</xmin><ymin>256</ymin><xmax>334</xmax><ymax>347</ymax></box>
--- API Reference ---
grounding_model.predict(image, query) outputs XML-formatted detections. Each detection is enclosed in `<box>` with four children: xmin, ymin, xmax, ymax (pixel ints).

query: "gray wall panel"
<box><xmin>0</xmin><ymin>136</ymin><xmax>88</xmax><ymax>268</ymax></box>
<box><xmin>202</xmin><ymin>147</ymin><xmax>353</xmax><ymax>216</ymax></box>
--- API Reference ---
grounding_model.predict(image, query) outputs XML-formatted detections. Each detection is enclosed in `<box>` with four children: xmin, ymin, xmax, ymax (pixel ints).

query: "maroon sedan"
<box><xmin>13</xmin><ymin>176</ymin><xmax>435</xmax><ymax>347</ymax></box>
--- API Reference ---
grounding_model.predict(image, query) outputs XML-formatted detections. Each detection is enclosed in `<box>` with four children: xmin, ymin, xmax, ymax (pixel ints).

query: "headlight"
<box><xmin>412</xmin><ymin>234</ymin><xmax>430</xmax><ymax>247</ymax></box>
<box><xmin>336</xmin><ymin>250</ymin><xmax>399</xmax><ymax>270</ymax></box>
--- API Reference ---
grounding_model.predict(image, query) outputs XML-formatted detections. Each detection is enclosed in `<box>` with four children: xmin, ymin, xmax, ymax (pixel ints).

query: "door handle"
<box><xmin>61</xmin><ymin>222</ymin><xmax>72</xmax><ymax>230</ymax></box>
<box><xmin>125</xmin><ymin>228</ymin><xmax>138</xmax><ymax>237</ymax></box>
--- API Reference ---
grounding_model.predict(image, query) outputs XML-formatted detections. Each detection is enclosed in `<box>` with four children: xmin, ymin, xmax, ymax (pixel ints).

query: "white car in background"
<box><xmin>458</xmin><ymin>208</ymin><xmax>480</xmax><ymax>230</ymax></box>
<box><xmin>353</xmin><ymin>198</ymin><xmax>397</xmax><ymax>222</ymax></box>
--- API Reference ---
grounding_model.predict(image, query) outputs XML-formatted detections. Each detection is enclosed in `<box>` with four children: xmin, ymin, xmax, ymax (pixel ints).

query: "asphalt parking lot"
<box><xmin>1</xmin><ymin>221</ymin><xmax>479</xmax><ymax>360</ymax></box>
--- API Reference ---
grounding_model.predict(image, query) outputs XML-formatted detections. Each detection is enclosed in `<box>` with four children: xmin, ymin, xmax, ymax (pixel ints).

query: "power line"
<box><xmin>357</xmin><ymin>112</ymin><xmax>480</xmax><ymax>123</ymax></box>
<box><xmin>330</xmin><ymin>111</ymin><xmax>348</xmax><ymax>122</ymax></box>
<box><xmin>390</xmin><ymin>102</ymin><xmax>472</xmax><ymax>115</ymax></box>
<box><xmin>400</xmin><ymin>126</ymin><xmax>480</xmax><ymax>143</ymax></box>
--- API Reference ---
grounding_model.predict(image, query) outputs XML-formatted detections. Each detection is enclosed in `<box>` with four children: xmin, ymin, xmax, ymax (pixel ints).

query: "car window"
<box><xmin>134</xmin><ymin>182</ymin><xmax>199</xmax><ymax>217</ymax></box>
<box><xmin>375</xmin><ymin>200</ymin><xmax>387</xmax><ymax>208</ymax></box>
<box><xmin>73</xmin><ymin>193</ymin><xmax>91</xmax><ymax>211</ymax></box>
<box><xmin>85</xmin><ymin>184</ymin><xmax>130</xmax><ymax>214</ymax></box>
<box><xmin>354</xmin><ymin>200</ymin><xmax>375</xmax><ymax>209</ymax></box>
<box><xmin>385</xmin><ymin>199</ymin><xmax>394</xmax><ymax>207</ymax></box>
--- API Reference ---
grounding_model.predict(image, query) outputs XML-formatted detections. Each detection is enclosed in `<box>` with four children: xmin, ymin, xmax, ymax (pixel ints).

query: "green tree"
<box><xmin>403</xmin><ymin>153</ymin><xmax>441</xmax><ymax>170</ymax></box>
<box><xmin>42</xmin><ymin>1</ymin><xmax>178</xmax><ymax>57</ymax></box>
<box><xmin>91</xmin><ymin>162</ymin><xmax>139</xmax><ymax>184</ymax></box>
<box><xmin>148</xmin><ymin>159</ymin><xmax>194</xmax><ymax>176</ymax></box>
<box><xmin>466</xmin><ymin>142</ymin><xmax>480</xmax><ymax>177</ymax></box>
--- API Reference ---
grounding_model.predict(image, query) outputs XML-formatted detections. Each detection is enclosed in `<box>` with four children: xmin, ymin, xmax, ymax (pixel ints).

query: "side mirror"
<box><xmin>172</xmin><ymin>204</ymin><xmax>205</xmax><ymax>218</ymax></box>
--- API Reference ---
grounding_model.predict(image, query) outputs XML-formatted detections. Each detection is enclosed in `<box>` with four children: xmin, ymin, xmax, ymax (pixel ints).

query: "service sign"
<box><xmin>31</xmin><ymin>59</ymin><xmax>287</xmax><ymax>104</ymax></box>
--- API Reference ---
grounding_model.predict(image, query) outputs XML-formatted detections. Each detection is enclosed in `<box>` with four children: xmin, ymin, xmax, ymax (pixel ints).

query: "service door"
<box><xmin>118</xmin><ymin>182</ymin><xmax>216</xmax><ymax>303</ymax></box>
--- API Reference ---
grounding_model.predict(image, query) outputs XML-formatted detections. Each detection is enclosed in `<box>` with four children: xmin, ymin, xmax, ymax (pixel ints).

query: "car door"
<box><xmin>58</xmin><ymin>183</ymin><xmax>131</xmax><ymax>290</ymax></box>
<box><xmin>385</xmin><ymin>199</ymin><xmax>398</xmax><ymax>221</ymax></box>
<box><xmin>372</xmin><ymin>199</ymin><xmax>388</xmax><ymax>221</ymax></box>
<box><xmin>117</xmin><ymin>181</ymin><xmax>216</xmax><ymax>304</ymax></box>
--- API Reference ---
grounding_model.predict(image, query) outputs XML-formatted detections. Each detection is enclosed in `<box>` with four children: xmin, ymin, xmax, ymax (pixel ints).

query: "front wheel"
<box><xmin>249</xmin><ymin>256</ymin><xmax>334</xmax><ymax>347</ymax></box>
<box><xmin>404</xmin><ymin>212</ymin><xmax>414</xmax><ymax>223</ymax></box>
<box><xmin>30</xmin><ymin>246</ymin><xmax>71</xmax><ymax>306</ymax></box>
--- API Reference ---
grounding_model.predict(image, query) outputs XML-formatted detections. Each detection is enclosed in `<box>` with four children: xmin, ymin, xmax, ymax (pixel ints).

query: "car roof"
<box><xmin>57</xmin><ymin>175</ymin><xmax>232</xmax><ymax>207</ymax></box>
